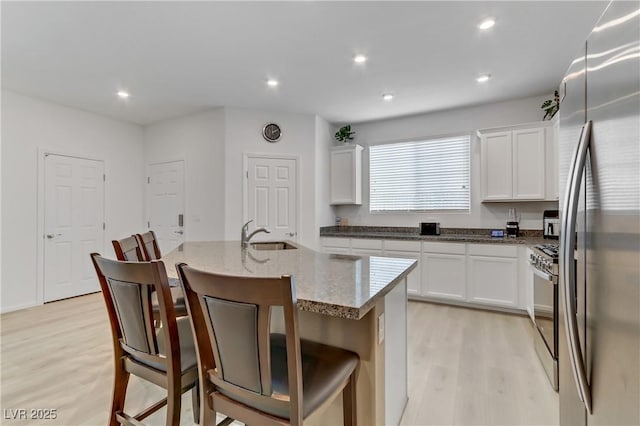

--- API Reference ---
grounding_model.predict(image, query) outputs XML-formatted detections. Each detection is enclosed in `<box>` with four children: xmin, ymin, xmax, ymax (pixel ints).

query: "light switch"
<box><xmin>378</xmin><ymin>313</ymin><xmax>385</xmax><ymax>344</ymax></box>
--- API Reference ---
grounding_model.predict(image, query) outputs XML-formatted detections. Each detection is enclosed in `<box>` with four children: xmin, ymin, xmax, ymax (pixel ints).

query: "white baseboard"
<box><xmin>408</xmin><ymin>295</ymin><xmax>527</xmax><ymax>316</ymax></box>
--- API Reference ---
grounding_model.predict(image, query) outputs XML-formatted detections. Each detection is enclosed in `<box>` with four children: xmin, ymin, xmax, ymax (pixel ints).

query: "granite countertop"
<box><xmin>320</xmin><ymin>226</ymin><xmax>550</xmax><ymax>246</ymax></box>
<box><xmin>162</xmin><ymin>241</ymin><xmax>417</xmax><ymax>320</ymax></box>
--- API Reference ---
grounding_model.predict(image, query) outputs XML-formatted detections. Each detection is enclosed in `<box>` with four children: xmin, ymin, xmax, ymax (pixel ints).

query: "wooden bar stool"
<box><xmin>135</xmin><ymin>230</ymin><xmax>162</xmax><ymax>261</ymax></box>
<box><xmin>176</xmin><ymin>264</ymin><xmax>360</xmax><ymax>426</ymax></box>
<box><xmin>91</xmin><ymin>254</ymin><xmax>199</xmax><ymax>426</ymax></box>
<box><xmin>112</xmin><ymin>235</ymin><xmax>188</xmax><ymax>322</ymax></box>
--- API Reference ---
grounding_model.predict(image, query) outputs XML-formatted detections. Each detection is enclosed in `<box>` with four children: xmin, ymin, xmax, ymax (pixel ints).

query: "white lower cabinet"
<box><xmin>422</xmin><ymin>253</ymin><xmax>467</xmax><ymax>300</ymax></box>
<box><xmin>467</xmin><ymin>244</ymin><xmax>519</xmax><ymax>308</ymax></box>
<box><xmin>522</xmin><ymin>246</ymin><xmax>535</xmax><ymax>322</ymax></box>
<box><xmin>320</xmin><ymin>237</ymin><xmax>350</xmax><ymax>254</ymax></box>
<box><xmin>320</xmin><ymin>236</ymin><xmax>528</xmax><ymax>312</ymax></box>
<box><xmin>383</xmin><ymin>240</ymin><xmax>421</xmax><ymax>296</ymax></box>
<box><xmin>350</xmin><ymin>238</ymin><xmax>383</xmax><ymax>256</ymax></box>
<box><xmin>421</xmin><ymin>242</ymin><xmax>466</xmax><ymax>300</ymax></box>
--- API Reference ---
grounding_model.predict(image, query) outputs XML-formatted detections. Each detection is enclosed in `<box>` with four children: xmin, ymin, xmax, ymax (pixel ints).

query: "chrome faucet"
<box><xmin>241</xmin><ymin>219</ymin><xmax>271</xmax><ymax>248</ymax></box>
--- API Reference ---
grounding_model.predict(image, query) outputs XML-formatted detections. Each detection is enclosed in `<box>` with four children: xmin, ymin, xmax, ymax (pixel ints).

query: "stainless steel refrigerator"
<box><xmin>558</xmin><ymin>1</ymin><xmax>639</xmax><ymax>425</ymax></box>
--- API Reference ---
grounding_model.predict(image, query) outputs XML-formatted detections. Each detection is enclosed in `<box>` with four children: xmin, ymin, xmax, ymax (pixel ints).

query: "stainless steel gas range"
<box><xmin>529</xmin><ymin>243</ymin><xmax>559</xmax><ymax>391</ymax></box>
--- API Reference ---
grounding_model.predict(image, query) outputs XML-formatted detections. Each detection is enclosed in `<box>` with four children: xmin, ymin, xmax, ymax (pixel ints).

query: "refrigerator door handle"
<box><xmin>561</xmin><ymin>120</ymin><xmax>593</xmax><ymax>414</ymax></box>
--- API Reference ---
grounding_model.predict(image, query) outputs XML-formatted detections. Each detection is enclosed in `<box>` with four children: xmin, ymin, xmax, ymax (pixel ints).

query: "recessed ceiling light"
<box><xmin>354</xmin><ymin>54</ymin><xmax>367</xmax><ymax>64</ymax></box>
<box><xmin>266</xmin><ymin>79</ymin><xmax>279</xmax><ymax>87</ymax></box>
<box><xmin>478</xmin><ymin>18</ymin><xmax>496</xmax><ymax>30</ymax></box>
<box><xmin>476</xmin><ymin>74</ymin><xmax>491</xmax><ymax>83</ymax></box>
<box><xmin>382</xmin><ymin>93</ymin><xmax>394</xmax><ymax>101</ymax></box>
<box><xmin>116</xmin><ymin>90</ymin><xmax>130</xmax><ymax>99</ymax></box>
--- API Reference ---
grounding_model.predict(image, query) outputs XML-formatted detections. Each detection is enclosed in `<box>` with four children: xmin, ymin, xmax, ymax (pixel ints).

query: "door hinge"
<box><xmin>103</xmin><ymin>174</ymin><xmax>106</xmax><ymax>182</ymax></box>
<box><xmin>246</xmin><ymin>171</ymin><xmax>248</xmax><ymax>178</ymax></box>
<box><xmin>147</xmin><ymin>177</ymin><xmax>150</xmax><ymax>184</ymax></box>
<box><xmin>147</xmin><ymin>221</ymin><xmax>150</xmax><ymax>228</ymax></box>
<box><xmin>103</xmin><ymin>222</ymin><xmax>106</xmax><ymax>230</ymax></box>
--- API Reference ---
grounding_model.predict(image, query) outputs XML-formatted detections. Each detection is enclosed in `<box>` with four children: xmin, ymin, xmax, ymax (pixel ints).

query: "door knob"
<box><xmin>287</xmin><ymin>232</ymin><xmax>297</xmax><ymax>237</ymax></box>
<box><xmin>46</xmin><ymin>233</ymin><xmax>60</xmax><ymax>239</ymax></box>
<box><xmin>174</xmin><ymin>230</ymin><xmax>184</xmax><ymax>235</ymax></box>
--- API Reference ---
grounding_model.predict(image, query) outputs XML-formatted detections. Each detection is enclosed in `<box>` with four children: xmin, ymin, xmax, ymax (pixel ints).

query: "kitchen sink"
<box><xmin>250</xmin><ymin>241</ymin><xmax>298</xmax><ymax>251</ymax></box>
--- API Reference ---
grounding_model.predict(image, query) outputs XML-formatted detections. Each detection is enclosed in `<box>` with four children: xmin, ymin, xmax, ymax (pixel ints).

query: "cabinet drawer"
<box><xmin>467</xmin><ymin>243</ymin><xmax>517</xmax><ymax>258</ymax></box>
<box><xmin>422</xmin><ymin>242</ymin><xmax>466</xmax><ymax>255</ymax></box>
<box><xmin>351</xmin><ymin>238</ymin><xmax>383</xmax><ymax>250</ymax></box>
<box><xmin>384</xmin><ymin>240</ymin><xmax>421</xmax><ymax>252</ymax></box>
<box><xmin>321</xmin><ymin>237</ymin><xmax>350</xmax><ymax>248</ymax></box>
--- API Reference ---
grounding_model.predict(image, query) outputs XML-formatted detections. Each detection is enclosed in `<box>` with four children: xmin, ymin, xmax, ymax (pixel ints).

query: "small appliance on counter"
<box><xmin>420</xmin><ymin>222</ymin><xmax>440</xmax><ymax>235</ymax></box>
<box><xmin>543</xmin><ymin>210</ymin><xmax>560</xmax><ymax>239</ymax></box>
<box><xmin>506</xmin><ymin>208</ymin><xmax>519</xmax><ymax>238</ymax></box>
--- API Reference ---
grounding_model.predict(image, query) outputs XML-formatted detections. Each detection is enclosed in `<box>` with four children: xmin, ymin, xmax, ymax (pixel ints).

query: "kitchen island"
<box><xmin>162</xmin><ymin>241</ymin><xmax>417</xmax><ymax>426</ymax></box>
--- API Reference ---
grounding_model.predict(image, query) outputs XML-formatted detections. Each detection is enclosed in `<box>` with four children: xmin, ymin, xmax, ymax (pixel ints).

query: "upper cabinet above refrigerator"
<box><xmin>478</xmin><ymin>120</ymin><xmax>559</xmax><ymax>202</ymax></box>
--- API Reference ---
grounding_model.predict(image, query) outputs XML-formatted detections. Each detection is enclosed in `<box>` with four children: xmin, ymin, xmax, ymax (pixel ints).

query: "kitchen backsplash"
<box><xmin>333</xmin><ymin>201</ymin><xmax>559</xmax><ymax>231</ymax></box>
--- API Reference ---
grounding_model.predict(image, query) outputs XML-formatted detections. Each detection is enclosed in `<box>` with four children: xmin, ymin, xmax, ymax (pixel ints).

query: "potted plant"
<box><xmin>335</xmin><ymin>125</ymin><xmax>355</xmax><ymax>143</ymax></box>
<box><xmin>541</xmin><ymin>90</ymin><xmax>560</xmax><ymax>120</ymax></box>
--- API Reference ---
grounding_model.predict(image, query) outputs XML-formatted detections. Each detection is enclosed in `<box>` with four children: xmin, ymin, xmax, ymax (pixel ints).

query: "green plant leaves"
<box><xmin>335</xmin><ymin>125</ymin><xmax>355</xmax><ymax>142</ymax></box>
<box><xmin>541</xmin><ymin>92</ymin><xmax>560</xmax><ymax>120</ymax></box>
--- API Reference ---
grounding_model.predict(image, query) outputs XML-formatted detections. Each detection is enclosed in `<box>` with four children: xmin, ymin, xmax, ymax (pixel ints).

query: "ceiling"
<box><xmin>1</xmin><ymin>1</ymin><xmax>607</xmax><ymax>125</ymax></box>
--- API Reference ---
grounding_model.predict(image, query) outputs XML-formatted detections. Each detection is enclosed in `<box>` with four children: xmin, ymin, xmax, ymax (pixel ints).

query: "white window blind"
<box><xmin>369</xmin><ymin>135</ymin><xmax>470</xmax><ymax>211</ymax></box>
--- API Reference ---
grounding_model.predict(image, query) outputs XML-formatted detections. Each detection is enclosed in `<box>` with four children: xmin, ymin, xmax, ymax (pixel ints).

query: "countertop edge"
<box><xmin>297</xmin><ymin>258</ymin><xmax>418</xmax><ymax>320</ymax></box>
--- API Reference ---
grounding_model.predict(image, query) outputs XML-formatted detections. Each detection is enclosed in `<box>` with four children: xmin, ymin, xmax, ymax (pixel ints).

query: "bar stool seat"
<box><xmin>219</xmin><ymin>333</ymin><xmax>358</xmax><ymax>419</ymax></box>
<box><xmin>132</xmin><ymin>317</ymin><xmax>198</xmax><ymax>373</ymax></box>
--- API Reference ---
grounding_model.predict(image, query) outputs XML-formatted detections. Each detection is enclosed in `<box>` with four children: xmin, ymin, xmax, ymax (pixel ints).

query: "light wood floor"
<box><xmin>0</xmin><ymin>295</ymin><xmax>558</xmax><ymax>425</ymax></box>
<box><xmin>401</xmin><ymin>302</ymin><xmax>558</xmax><ymax>426</ymax></box>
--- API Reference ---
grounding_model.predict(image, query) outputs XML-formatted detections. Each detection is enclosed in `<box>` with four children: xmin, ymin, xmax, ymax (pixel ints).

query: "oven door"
<box><xmin>532</xmin><ymin>264</ymin><xmax>558</xmax><ymax>356</ymax></box>
<box><xmin>531</xmin><ymin>262</ymin><xmax>559</xmax><ymax>390</ymax></box>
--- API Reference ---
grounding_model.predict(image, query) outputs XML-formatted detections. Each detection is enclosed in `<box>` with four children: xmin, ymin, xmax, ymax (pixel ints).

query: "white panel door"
<box><xmin>481</xmin><ymin>131</ymin><xmax>513</xmax><ymax>200</ymax></box>
<box><xmin>44</xmin><ymin>155</ymin><xmax>104</xmax><ymax>302</ymax></box>
<box><xmin>147</xmin><ymin>161</ymin><xmax>185</xmax><ymax>254</ymax></box>
<box><xmin>512</xmin><ymin>128</ymin><xmax>546</xmax><ymax>200</ymax></box>
<box><xmin>247</xmin><ymin>157</ymin><xmax>297</xmax><ymax>242</ymax></box>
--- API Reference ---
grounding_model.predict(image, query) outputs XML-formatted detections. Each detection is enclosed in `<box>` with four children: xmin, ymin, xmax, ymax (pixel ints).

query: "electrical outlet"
<box><xmin>378</xmin><ymin>313</ymin><xmax>385</xmax><ymax>344</ymax></box>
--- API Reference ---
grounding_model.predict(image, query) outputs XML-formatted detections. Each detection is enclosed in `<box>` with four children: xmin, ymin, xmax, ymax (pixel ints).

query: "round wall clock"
<box><xmin>262</xmin><ymin>123</ymin><xmax>282</xmax><ymax>143</ymax></box>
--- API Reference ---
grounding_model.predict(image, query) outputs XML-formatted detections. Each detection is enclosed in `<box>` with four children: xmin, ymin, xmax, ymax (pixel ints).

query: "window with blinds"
<box><xmin>369</xmin><ymin>135</ymin><xmax>470</xmax><ymax>211</ymax></box>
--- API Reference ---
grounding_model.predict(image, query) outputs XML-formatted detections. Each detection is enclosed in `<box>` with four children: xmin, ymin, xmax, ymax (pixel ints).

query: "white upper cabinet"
<box><xmin>330</xmin><ymin>144</ymin><xmax>363</xmax><ymax>205</ymax></box>
<box><xmin>481</xmin><ymin>131</ymin><xmax>513</xmax><ymax>200</ymax></box>
<box><xmin>512</xmin><ymin>127</ymin><xmax>546</xmax><ymax>200</ymax></box>
<box><xmin>479</xmin><ymin>121</ymin><xmax>556</xmax><ymax>202</ymax></box>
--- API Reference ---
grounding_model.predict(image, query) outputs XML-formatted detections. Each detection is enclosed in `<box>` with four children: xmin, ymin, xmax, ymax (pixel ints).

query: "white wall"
<box><xmin>1</xmin><ymin>90</ymin><xmax>145</xmax><ymax>312</ymax></box>
<box><xmin>144</xmin><ymin>109</ymin><xmax>226</xmax><ymax>242</ymax></box>
<box><xmin>223</xmin><ymin>107</ymin><xmax>318</xmax><ymax>247</ymax></box>
<box><xmin>334</xmin><ymin>94</ymin><xmax>559</xmax><ymax>230</ymax></box>
<box><xmin>314</xmin><ymin>116</ymin><xmax>336</xmax><ymax>247</ymax></box>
